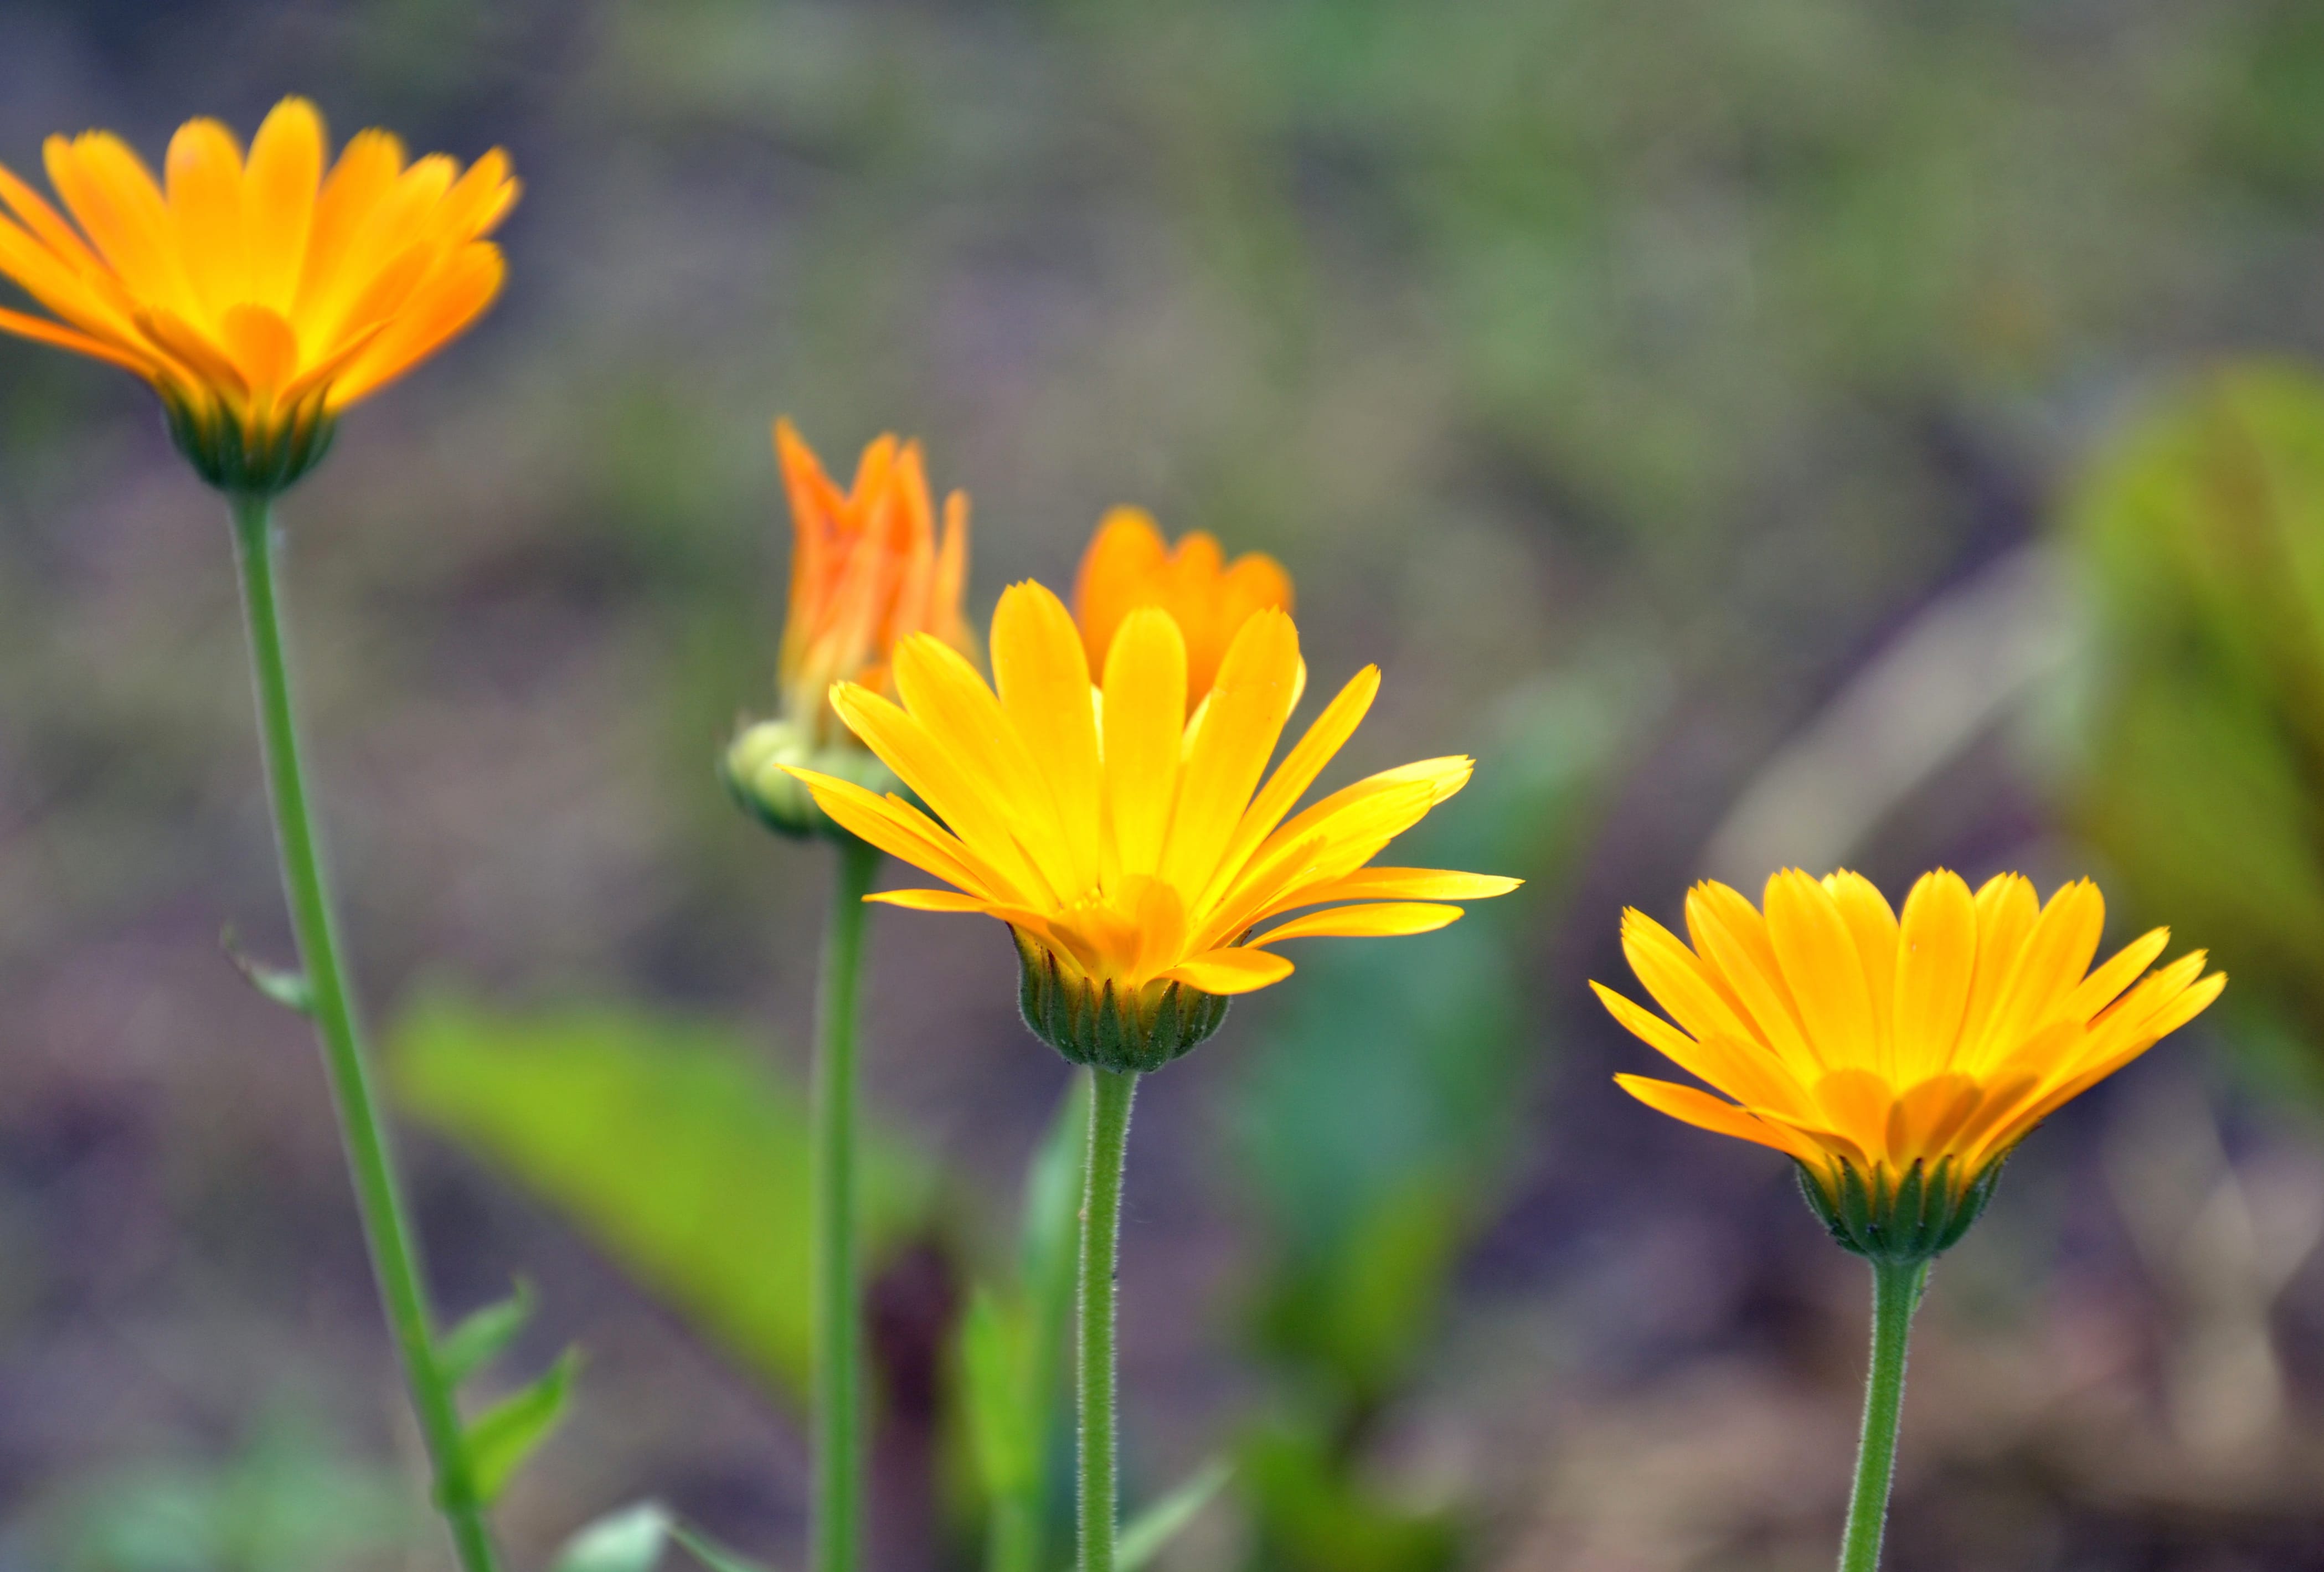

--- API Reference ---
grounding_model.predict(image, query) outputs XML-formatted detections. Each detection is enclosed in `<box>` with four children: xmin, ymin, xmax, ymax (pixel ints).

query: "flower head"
<box><xmin>1074</xmin><ymin>508</ymin><xmax>1291</xmax><ymax>710</ymax></box>
<box><xmin>725</xmin><ymin>420</ymin><xmax>972</xmax><ymax>838</ymax></box>
<box><xmin>0</xmin><ymin>98</ymin><xmax>516</xmax><ymax>494</ymax></box>
<box><xmin>1599</xmin><ymin>869</ymin><xmax>2224</xmax><ymax>1261</ymax></box>
<box><xmin>787</xmin><ymin>581</ymin><xmax>1518</xmax><ymax>1070</ymax></box>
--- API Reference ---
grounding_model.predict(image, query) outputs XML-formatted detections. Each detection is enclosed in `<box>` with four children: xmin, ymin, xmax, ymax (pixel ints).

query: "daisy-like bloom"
<box><xmin>786</xmin><ymin>580</ymin><xmax>1518</xmax><ymax>1070</ymax></box>
<box><xmin>725</xmin><ymin>420</ymin><xmax>972</xmax><ymax>838</ymax></box>
<box><xmin>0</xmin><ymin>98</ymin><xmax>515</xmax><ymax>494</ymax></box>
<box><xmin>1598</xmin><ymin>869</ymin><xmax>2225</xmax><ymax>1259</ymax></box>
<box><xmin>1074</xmin><ymin>507</ymin><xmax>1292</xmax><ymax>711</ymax></box>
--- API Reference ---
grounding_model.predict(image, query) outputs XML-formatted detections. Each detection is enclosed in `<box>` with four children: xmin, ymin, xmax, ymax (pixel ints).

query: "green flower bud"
<box><xmin>722</xmin><ymin>717</ymin><xmax>897</xmax><ymax>841</ymax></box>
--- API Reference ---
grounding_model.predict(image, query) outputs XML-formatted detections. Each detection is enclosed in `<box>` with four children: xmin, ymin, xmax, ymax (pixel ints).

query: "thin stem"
<box><xmin>812</xmin><ymin>834</ymin><xmax>881</xmax><ymax>1572</ymax></box>
<box><xmin>1836</xmin><ymin>1258</ymin><xmax>1929</xmax><ymax>1572</ymax></box>
<box><xmin>1078</xmin><ymin>1067</ymin><xmax>1138</xmax><ymax>1572</ymax></box>
<box><xmin>226</xmin><ymin>495</ymin><xmax>498</xmax><ymax>1572</ymax></box>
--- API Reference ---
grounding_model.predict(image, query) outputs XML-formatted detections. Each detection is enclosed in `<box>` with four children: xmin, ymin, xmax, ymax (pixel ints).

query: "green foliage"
<box><xmin>437</xmin><ymin>1277</ymin><xmax>536</xmax><ymax>1389</ymax></box>
<box><xmin>955</xmin><ymin>1076</ymin><xmax>1088</xmax><ymax>1572</ymax></box>
<box><xmin>389</xmin><ymin>993</ymin><xmax>935</xmax><ymax>1402</ymax></box>
<box><xmin>38</xmin><ymin>1407</ymin><xmax>420</xmax><ymax>1572</ymax></box>
<box><xmin>1236</xmin><ymin>1425</ymin><xmax>1457</xmax><ymax>1572</ymax></box>
<box><xmin>1229</xmin><ymin>672</ymin><xmax>1626</xmax><ymax>1566</ymax></box>
<box><xmin>2067</xmin><ymin>362</ymin><xmax>2324</xmax><ymax>1096</ymax></box>
<box><xmin>465</xmin><ymin>1346</ymin><xmax>582</xmax><ymax>1505</ymax></box>
<box><xmin>1117</xmin><ymin>1458</ymin><xmax>1234</xmax><ymax>1572</ymax></box>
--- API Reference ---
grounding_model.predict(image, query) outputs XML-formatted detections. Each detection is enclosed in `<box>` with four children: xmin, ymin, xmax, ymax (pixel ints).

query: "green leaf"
<box><xmin>959</xmin><ymin>1288</ymin><xmax>1038</xmax><ymax>1498</ymax></box>
<box><xmin>2068</xmin><ymin>362</ymin><xmax>2324</xmax><ymax>1074</ymax></box>
<box><xmin>463</xmin><ymin>1347</ymin><xmax>580</xmax><ymax>1505</ymax></box>
<box><xmin>436</xmin><ymin>1279</ymin><xmax>534</xmax><ymax>1389</ymax></box>
<box><xmin>1117</xmin><ymin>1458</ymin><xmax>1233</xmax><ymax>1572</ymax></box>
<box><xmin>671</xmin><ymin>1523</ymin><xmax>777</xmax><ymax>1572</ymax></box>
<box><xmin>220</xmin><ymin>926</ymin><xmax>313</xmax><ymax>1016</ymax></box>
<box><xmin>550</xmin><ymin>1503</ymin><xmax>670</xmax><ymax>1572</ymax></box>
<box><xmin>387</xmin><ymin>994</ymin><xmax>934</xmax><ymax>1401</ymax></box>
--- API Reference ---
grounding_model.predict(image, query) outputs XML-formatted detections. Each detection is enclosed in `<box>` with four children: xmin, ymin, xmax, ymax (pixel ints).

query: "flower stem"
<box><xmin>226</xmin><ymin>494</ymin><xmax>498</xmax><ymax>1572</ymax></box>
<box><xmin>813</xmin><ymin>833</ymin><xmax>882</xmax><ymax>1572</ymax></box>
<box><xmin>1836</xmin><ymin>1258</ymin><xmax>1929</xmax><ymax>1572</ymax></box>
<box><xmin>1078</xmin><ymin>1067</ymin><xmax>1138</xmax><ymax>1572</ymax></box>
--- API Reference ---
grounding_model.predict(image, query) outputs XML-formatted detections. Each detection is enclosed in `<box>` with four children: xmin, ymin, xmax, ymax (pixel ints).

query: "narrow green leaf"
<box><xmin>671</xmin><ymin>1523</ymin><xmax>777</xmax><ymax>1572</ymax></box>
<box><xmin>437</xmin><ymin>1278</ymin><xmax>535</xmax><ymax>1388</ymax></box>
<box><xmin>1116</xmin><ymin>1458</ymin><xmax>1232</xmax><ymax>1571</ymax></box>
<box><xmin>464</xmin><ymin>1347</ymin><xmax>581</xmax><ymax>1504</ymax></box>
<box><xmin>220</xmin><ymin>926</ymin><xmax>314</xmax><ymax>1015</ymax></box>
<box><xmin>550</xmin><ymin>1502</ymin><xmax>671</xmax><ymax>1572</ymax></box>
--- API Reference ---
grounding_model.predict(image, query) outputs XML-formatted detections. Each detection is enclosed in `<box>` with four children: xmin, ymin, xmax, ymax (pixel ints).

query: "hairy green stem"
<box><xmin>1078</xmin><ymin>1068</ymin><xmax>1138</xmax><ymax>1572</ymax></box>
<box><xmin>1836</xmin><ymin>1258</ymin><xmax>1929</xmax><ymax>1572</ymax></box>
<box><xmin>813</xmin><ymin>834</ymin><xmax>881</xmax><ymax>1572</ymax></box>
<box><xmin>227</xmin><ymin>495</ymin><xmax>498</xmax><ymax>1572</ymax></box>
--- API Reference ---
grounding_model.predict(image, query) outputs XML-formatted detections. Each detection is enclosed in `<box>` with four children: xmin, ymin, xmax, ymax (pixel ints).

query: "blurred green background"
<box><xmin>4</xmin><ymin>1</ymin><xmax>2324</xmax><ymax>1569</ymax></box>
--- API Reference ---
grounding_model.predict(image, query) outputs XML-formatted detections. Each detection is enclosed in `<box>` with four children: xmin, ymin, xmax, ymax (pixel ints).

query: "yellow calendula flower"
<box><xmin>0</xmin><ymin>97</ymin><xmax>516</xmax><ymax>494</ymax></box>
<box><xmin>1598</xmin><ymin>869</ymin><xmax>2225</xmax><ymax>1260</ymax></box>
<box><xmin>1074</xmin><ymin>507</ymin><xmax>1292</xmax><ymax>710</ymax></box>
<box><xmin>787</xmin><ymin>580</ymin><xmax>1518</xmax><ymax>1069</ymax></box>
<box><xmin>725</xmin><ymin>419</ymin><xmax>972</xmax><ymax>838</ymax></box>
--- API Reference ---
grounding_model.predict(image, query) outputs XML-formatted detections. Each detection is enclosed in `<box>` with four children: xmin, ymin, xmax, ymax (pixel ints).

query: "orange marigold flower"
<box><xmin>1074</xmin><ymin>507</ymin><xmax>1291</xmax><ymax>710</ymax></box>
<box><xmin>0</xmin><ymin>97</ymin><xmax>516</xmax><ymax>494</ymax></box>
<box><xmin>725</xmin><ymin>420</ymin><xmax>973</xmax><ymax>838</ymax></box>
<box><xmin>1598</xmin><ymin>869</ymin><xmax>2225</xmax><ymax>1260</ymax></box>
<box><xmin>787</xmin><ymin>581</ymin><xmax>1519</xmax><ymax>1069</ymax></box>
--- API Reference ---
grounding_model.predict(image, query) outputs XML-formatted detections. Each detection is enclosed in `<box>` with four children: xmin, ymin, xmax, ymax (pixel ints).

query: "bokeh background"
<box><xmin>6</xmin><ymin>2</ymin><xmax>2324</xmax><ymax>1569</ymax></box>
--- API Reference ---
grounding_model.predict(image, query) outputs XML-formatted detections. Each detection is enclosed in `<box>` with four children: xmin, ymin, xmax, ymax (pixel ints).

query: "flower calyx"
<box><xmin>1796</xmin><ymin>1156</ymin><xmax>2004</xmax><ymax>1265</ymax></box>
<box><xmin>1014</xmin><ymin>931</ymin><xmax>1229</xmax><ymax>1073</ymax></box>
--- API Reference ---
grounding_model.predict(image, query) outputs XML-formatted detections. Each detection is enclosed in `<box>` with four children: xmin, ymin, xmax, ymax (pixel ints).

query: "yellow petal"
<box><xmin>1100</xmin><ymin>607</ymin><xmax>1186</xmax><ymax>878</ymax></box>
<box><xmin>295</xmin><ymin>127</ymin><xmax>404</xmax><ymax>322</ymax></box>
<box><xmin>1765</xmin><ymin>869</ymin><xmax>1878</xmax><ymax>1073</ymax></box>
<box><xmin>1202</xmin><ymin>664</ymin><xmax>1380</xmax><ymax>908</ymax></box>
<box><xmin>866</xmin><ymin>888</ymin><xmax>996</xmax><ymax>913</ymax></box>
<box><xmin>1160</xmin><ymin>946</ymin><xmax>1294</xmax><ymax>994</ymax></box>
<box><xmin>165</xmin><ymin>117</ymin><xmax>247</xmax><ymax>319</ymax></box>
<box><xmin>1282</xmin><ymin>867</ymin><xmax>1523</xmax><ymax>903</ymax></box>
<box><xmin>1163</xmin><ymin>607</ymin><xmax>1299</xmax><ymax>893</ymax></box>
<box><xmin>991</xmin><ymin>581</ymin><xmax>1103</xmax><ymax>894</ymax></box>
<box><xmin>1891</xmin><ymin>869</ymin><xmax>1977</xmax><ymax>1083</ymax></box>
<box><xmin>1250</xmin><ymin>901</ymin><xmax>1462</xmax><ymax>944</ymax></box>
<box><xmin>1613</xmin><ymin>1075</ymin><xmax>1825</xmax><ymax>1163</ymax></box>
<box><xmin>1591</xmin><ymin>982</ymin><xmax>1813</xmax><ymax>1117</ymax></box>
<box><xmin>243</xmin><ymin>97</ymin><xmax>324</xmax><ymax>311</ymax></box>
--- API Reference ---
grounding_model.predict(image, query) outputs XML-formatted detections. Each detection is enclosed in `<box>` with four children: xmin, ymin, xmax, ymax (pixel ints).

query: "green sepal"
<box><xmin>436</xmin><ymin>1277</ymin><xmax>536</xmax><ymax>1388</ymax></box>
<box><xmin>168</xmin><ymin>391</ymin><xmax>337</xmax><ymax>498</ymax></box>
<box><xmin>462</xmin><ymin>1346</ymin><xmax>581</xmax><ymax>1505</ymax></box>
<box><xmin>1796</xmin><ymin>1156</ymin><xmax>2005</xmax><ymax>1265</ymax></box>
<box><xmin>1013</xmin><ymin>931</ymin><xmax>1230</xmax><ymax>1073</ymax></box>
